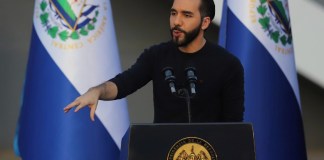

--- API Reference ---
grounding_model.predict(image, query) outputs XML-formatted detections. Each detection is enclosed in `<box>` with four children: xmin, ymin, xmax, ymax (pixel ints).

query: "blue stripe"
<box><xmin>76</xmin><ymin>18</ymin><xmax>91</xmax><ymax>29</ymax></box>
<box><xmin>219</xmin><ymin>7</ymin><xmax>307</xmax><ymax>160</ymax></box>
<box><xmin>17</xmin><ymin>27</ymin><xmax>120</xmax><ymax>160</ymax></box>
<box><xmin>82</xmin><ymin>5</ymin><xmax>98</xmax><ymax>16</ymax></box>
<box><xmin>218</xmin><ymin>0</ymin><xmax>228</xmax><ymax>47</ymax></box>
<box><xmin>120</xmin><ymin>128</ymin><xmax>130</xmax><ymax>160</ymax></box>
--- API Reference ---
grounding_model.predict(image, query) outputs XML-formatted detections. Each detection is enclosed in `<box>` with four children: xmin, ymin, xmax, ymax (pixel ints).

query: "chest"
<box><xmin>153</xmin><ymin>52</ymin><xmax>228</xmax><ymax>98</ymax></box>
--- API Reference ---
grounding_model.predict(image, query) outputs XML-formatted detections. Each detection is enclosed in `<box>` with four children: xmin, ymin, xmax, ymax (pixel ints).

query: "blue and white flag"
<box><xmin>219</xmin><ymin>0</ymin><xmax>307</xmax><ymax>159</ymax></box>
<box><xmin>15</xmin><ymin>0</ymin><xmax>129</xmax><ymax>159</ymax></box>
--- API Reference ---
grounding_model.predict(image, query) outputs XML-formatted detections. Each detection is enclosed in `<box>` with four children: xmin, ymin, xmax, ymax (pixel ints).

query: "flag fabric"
<box><xmin>15</xmin><ymin>0</ymin><xmax>129</xmax><ymax>159</ymax></box>
<box><xmin>219</xmin><ymin>0</ymin><xmax>307</xmax><ymax>159</ymax></box>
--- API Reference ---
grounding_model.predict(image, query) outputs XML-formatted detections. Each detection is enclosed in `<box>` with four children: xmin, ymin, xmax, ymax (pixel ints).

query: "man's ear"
<box><xmin>201</xmin><ymin>17</ymin><xmax>211</xmax><ymax>30</ymax></box>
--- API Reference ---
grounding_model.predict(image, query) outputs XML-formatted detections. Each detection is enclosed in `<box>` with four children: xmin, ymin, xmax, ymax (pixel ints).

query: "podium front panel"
<box><xmin>121</xmin><ymin>123</ymin><xmax>255</xmax><ymax>160</ymax></box>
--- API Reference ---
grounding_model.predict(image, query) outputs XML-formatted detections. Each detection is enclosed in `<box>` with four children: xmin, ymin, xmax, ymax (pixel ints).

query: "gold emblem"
<box><xmin>167</xmin><ymin>137</ymin><xmax>217</xmax><ymax>160</ymax></box>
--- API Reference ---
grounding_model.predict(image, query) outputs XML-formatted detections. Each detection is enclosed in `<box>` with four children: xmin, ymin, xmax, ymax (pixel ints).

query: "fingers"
<box><xmin>64</xmin><ymin>100</ymin><xmax>81</xmax><ymax>113</ymax></box>
<box><xmin>63</xmin><ymin>95</ymin><xmax>98</xmax><ymax>122</ymax></box>
<box><xmin>74</xmin><ymin>103</ymin><xmax>87</xmax><ymax>112</ymax></box>
<box><xmin>90</xmin><ymin>104</ymin><xmax>97</xmax><ymax>121</ymax></box>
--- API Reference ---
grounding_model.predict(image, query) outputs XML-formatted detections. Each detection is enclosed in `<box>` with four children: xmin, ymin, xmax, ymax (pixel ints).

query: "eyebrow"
<box><xmin>182</xmin><ymin>10</ymin><xmax>193</xmax><ymax>15</ymax></box>
<box><xmin>170</xmin><ymin>8</ymin><xmax>194</xmax><ymax>15</ymax></box>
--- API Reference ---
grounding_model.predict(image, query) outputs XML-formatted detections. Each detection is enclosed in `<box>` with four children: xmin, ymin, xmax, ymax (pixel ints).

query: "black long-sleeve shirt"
<box><xmin>110</xmin><ymin>41</ymin><xmax>244</xmax><ymax>123</ymax></box>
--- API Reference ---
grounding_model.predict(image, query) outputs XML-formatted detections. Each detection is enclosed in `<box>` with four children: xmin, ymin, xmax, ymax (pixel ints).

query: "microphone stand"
<box><xmin>177</xmin><ymin>88</ymin><xmax>192</xmax><ymax>123</ymax></box>
<box><xmin>163</xmin><ymin>67</ymin><xmax>196</xmax><ymax>123</ymax></box>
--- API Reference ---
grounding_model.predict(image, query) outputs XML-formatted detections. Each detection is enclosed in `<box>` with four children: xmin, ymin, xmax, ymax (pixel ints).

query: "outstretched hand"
<box><xmin>64</xmin><ymin>88</ymin><xmax>100</xmax><ymax>121</ymax></box>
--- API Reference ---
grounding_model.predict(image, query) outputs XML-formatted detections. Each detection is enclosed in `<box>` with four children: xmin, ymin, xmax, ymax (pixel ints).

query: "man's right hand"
<box><xmin>63</xmin><ymin>81</ymin><xmax>118</xmax><ymax>121</ymax></box>
<box><xmin>63</xmin><ymin>87</ymin><xmax>101</xmax><ymax>121</ymax></box>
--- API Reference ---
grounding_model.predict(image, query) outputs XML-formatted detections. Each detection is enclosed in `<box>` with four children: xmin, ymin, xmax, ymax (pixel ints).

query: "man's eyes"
<box><xmin>184</xmin><ymin>14</ymin><xmax>193</xmax><ymax>17</ymax></box>
<box><xmin>170</xmin><ymin>11</ymin><xmax>193</xmax><ymax>18</ymax></box>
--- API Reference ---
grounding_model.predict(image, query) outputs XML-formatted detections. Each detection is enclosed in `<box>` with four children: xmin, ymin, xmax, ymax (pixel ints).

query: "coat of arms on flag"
<box><xmin>257</xmin><ymin>0</ymin><xmax>292</xmax><ymax>46</ymax></box>
<box><xmin>39</xmin><ymin>0</ymin><xmax>99</xmax><ymax>41</ymax></box>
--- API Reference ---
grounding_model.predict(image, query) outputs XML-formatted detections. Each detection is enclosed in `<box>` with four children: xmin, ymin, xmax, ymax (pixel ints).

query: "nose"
<box><xmin>173</xmin><ymin>15</ymin><xmax>182</xmax><ymax>27</ymax></box>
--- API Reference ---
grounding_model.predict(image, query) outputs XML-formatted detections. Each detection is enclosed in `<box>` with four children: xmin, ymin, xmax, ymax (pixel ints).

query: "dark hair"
<box><xmin>199</xmin><ymin>0</ymin><xmax>215</xmax><ymax>20</ymax></box>
<box><xmin>170</xmin><ymin>0</ymin><xmax>215</xmax><ymax>20</ymax></box>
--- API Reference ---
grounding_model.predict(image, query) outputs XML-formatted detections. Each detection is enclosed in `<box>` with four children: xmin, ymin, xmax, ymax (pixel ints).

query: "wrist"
<box><xmin>88</xmin><ymin>86</ymin><xmax>102</xmax><ymax>99</ymax></box>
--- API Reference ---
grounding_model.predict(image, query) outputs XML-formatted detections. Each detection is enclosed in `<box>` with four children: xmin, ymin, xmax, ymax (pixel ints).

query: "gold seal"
<box><xmin>167</xmin><ymin>137</ymin><xmax>217</xmax><ymax>160</ymax></box>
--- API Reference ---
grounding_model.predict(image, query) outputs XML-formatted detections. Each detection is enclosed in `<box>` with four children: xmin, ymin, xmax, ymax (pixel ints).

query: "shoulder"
<box><xmin>208</xmin><ymin>42</ymin><xmax>241</xmax><ymax>61</ymax></box>
<box><xmin>207</xmin><ymin>42</ymin><xmax>232</xmax><ymax>56</ymax></box>
<box><xmin>136</xmin><ymin>41</ymin><xmax>174</xmax><ymax>62</ymax></box>
<box><xmin>206</xmin><ymin>41</ymin><xmax>243</xmax><ymax>71</ymax></box>
<box><xmin>139</xmin><ymin>41</ymin><xmax>175</xmax><ymax>60</ymax></box>
<box><xmin>145</xmin><ymin>41</ymin><xmax>174</xmax><ymax>53</ymax></box>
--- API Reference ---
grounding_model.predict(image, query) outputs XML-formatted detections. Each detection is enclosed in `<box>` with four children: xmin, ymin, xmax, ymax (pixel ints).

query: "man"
<box><xmin>64</xmin><ymin>0</ymin><xmax>244</xmax><ymax>123</ymax></box>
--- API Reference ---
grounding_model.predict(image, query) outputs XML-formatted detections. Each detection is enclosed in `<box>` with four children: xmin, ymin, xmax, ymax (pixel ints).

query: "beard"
<box><xmin>170</xmin><ymin>21</ymin><xmax>202</xmax><ymax>47</ymax></box>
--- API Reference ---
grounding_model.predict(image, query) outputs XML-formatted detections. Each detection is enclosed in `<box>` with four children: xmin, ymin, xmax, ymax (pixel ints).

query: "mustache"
<box><xmin>171</xmin><ymin>26</ymin><xmax>186</xmax><ymax>33</ymax></box>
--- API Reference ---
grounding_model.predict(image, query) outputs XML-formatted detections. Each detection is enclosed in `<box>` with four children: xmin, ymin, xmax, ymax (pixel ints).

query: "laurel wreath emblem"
<box><xmin>39</xmin><ymin>0</ymin><xmax>99</xmax><ymax>41</ymax></box>
<box><xmin>257</xmin><ymin>0</ymin><xmax>292</xmax><ymax>46</ymax></box>
<box><xmin>167</xmin><ymin>137</ymin><xmax>217</xmax><ymax>160</ymax></box>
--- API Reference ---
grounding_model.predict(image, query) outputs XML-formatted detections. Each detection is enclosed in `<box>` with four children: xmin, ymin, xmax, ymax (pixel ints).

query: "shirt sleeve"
<box><xmin>109</xmin><ymin>48</ymin><xmax>154</xmax><ymax>99</ymax></box>
<box><xmin>221</xmin><ymin>56</ymin><xmax>245</xmax><ymax>122</ymax></box>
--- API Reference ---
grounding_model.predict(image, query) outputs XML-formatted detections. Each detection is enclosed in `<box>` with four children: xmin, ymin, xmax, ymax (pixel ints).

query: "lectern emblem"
<box><xmin>167</xmin><ymin>137</ymin><xmax>217</xmax><ymax>160</ymax></box>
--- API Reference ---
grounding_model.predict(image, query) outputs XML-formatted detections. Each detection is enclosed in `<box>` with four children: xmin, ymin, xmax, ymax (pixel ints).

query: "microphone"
<box><xmin>162</xmin><ymin>67</ymin><xmax>176</xmax><ymax>94</ymax></box>
<box><xmin>185</xmin><ymin>67</ymin><xmax>197</xmax><ymax>95</ymax></box>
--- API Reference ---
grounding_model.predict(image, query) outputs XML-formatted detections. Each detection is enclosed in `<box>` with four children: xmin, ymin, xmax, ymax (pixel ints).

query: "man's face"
<box><xmin>170</xmin><ymin>0</ymin><xmax>203</xmax><ymax>47</ymax></box>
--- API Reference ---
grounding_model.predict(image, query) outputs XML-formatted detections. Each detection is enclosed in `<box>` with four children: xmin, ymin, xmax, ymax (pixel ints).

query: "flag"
<box><xmin>219</xmin><ymin>0</ymin><xmax>307</xmax><ymax>159</ymax></box>
<box><xmin>15</xmin><ymin>0</ymin><xmax>129</xmax><ymax>159</ymax></box>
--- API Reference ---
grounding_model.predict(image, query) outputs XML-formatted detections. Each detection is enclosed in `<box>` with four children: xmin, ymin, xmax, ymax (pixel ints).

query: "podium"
<box><xmin>120</xmin><ymin>123</ymin><xmax>255</xmax><ymax>160</ymax></box>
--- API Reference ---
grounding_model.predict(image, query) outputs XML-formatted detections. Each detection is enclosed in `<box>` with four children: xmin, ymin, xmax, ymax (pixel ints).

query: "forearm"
<box><xmin>90</xmin><ymin>81</ymin><xmax>118</xmax><ymax>100</ymax></box>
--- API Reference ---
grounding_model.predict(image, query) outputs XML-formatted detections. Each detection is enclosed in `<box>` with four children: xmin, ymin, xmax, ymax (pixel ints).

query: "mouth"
<box><xmin>172</xmin><ymin>29</ymin><xmax>183</xmax><ymax>37</ymax></box>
